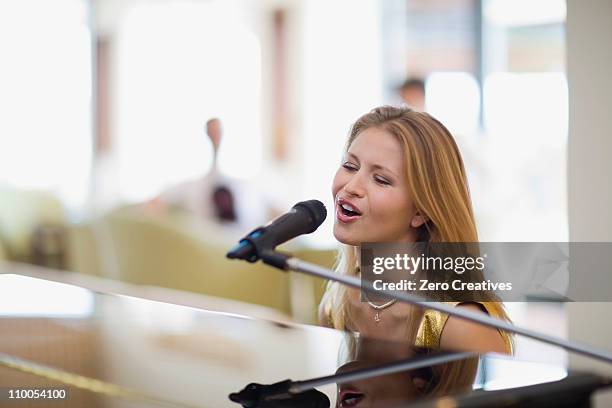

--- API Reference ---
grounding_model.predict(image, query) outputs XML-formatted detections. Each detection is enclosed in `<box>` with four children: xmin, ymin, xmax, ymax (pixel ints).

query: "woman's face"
<box><xmin>332</xmin><ymin>127</ymin><xmax>419</xmax><ymax>245</ymax></box>
<box><xmin>335</xmin><ymin>339</ymin><xmax>426</xmax><ymax>407</ymax></box>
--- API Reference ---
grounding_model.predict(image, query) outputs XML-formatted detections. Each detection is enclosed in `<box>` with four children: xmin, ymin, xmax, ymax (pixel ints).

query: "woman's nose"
<box><xmin>343</xmin><ymin>174</ymin><xmax>365</xmax><ymax>197</ymax></box>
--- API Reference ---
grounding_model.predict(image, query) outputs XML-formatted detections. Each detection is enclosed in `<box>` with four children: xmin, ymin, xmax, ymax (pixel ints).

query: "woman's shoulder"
<box><xmin>416</xmin><ymin>302</ymin><xmax>460</xmax><ymax>349</ymax></box>
<box><xmin>416</xmin><ymin>302</ymin><xmax>513</xmax><ymax>354</ymax></box>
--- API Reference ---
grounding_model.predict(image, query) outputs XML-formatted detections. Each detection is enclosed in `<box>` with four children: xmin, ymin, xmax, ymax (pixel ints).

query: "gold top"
<box><xmin>415</xmin><ymin>302</ymin><xmax>513</xmax><ymax>353</ymax></box>
<box><xmin>324</xmin><ymin>298</ymin><xmax>513</xmax><ymax>354</ymax></box>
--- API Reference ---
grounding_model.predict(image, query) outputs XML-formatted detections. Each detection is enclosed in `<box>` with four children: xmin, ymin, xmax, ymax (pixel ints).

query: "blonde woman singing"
<box><xmin>319</xmin><ymin>106</ymin><xmax>512</xmax><ymax>354</ymax></box>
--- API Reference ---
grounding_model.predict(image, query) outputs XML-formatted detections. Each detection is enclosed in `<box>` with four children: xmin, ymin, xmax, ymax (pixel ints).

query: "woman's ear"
<box><xmin>411</xmin><ymin>212</ymin><xmax>428</xmax><ymax>228</ymax></box>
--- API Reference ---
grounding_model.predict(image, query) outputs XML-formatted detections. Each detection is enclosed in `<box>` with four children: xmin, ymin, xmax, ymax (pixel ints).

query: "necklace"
<box><xmin>356</xmin><ymin>266</ymin><xmax>397</xmax><ymax>322</ymax></box>
<box><xmin>367</xmin><ymin>299</ymin><xmax>397</xmax><ymax>323</ymax></box>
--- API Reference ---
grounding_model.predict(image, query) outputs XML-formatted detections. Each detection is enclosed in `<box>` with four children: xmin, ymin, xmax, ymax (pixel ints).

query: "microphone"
<box><xmin>229</xmin><ymin>380</ymin><xmax>330</xmax><ymax>408</ymax></box>
<box><xmin>226</xmin><ymin>200</ymin><xmax>327</xmax><ymax>263</ymax></box>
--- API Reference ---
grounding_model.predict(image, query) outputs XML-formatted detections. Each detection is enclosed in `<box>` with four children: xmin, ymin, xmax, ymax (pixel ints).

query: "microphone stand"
<box><xmin>287</xmin><ymin>350</ymin><xmax>477</xmax><ymax>393</ymax></box>
<box><xmin>256</xmin><ymin>250</ymin><xmax>612</xmax><ymax>365</ymax></box>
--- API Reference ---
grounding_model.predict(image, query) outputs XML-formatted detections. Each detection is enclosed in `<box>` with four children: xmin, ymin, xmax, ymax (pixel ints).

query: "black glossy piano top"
<box><xmin>0</xmin><ymin>267</ymin><xmax>607</xmax><ymax>407</ymax></box>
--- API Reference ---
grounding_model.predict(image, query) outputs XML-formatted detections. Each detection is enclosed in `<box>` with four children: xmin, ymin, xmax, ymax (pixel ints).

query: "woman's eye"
<box><xmin>342</xmin><ymin>162</ymin><xmax>358</xmax><ymax>171</ymax></box>
<box><xmin>375</xmin><ymin>176</ymin><xmax>391</xmax><ymax>185</ymax></box>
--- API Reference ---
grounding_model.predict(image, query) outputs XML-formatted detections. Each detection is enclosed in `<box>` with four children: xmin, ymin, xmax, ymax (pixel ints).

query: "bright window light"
<box><xmin>482</xmin><ymin>358</ymin><xmax>566</xmax><ymax>390</ymax></box>
<box><xmin>300</xmin><ymin>0</ymin><xmax>383</xmax><ymax>247</ymax></box>
<box><xmin>115</xmin><ymin>1</ymin><xmax>262</xmax><ymax>202</ymax></box>
<box><xmin>427</xmin><ymin>72</ymin><xmax>480</xmax><ymax>136</ymax></box>
<box><xmin>0</xmin><ymin>0</ymin><xmax>92</xmax><ymax>210</ymax></box>
<box><xmin>485</xmin><ymin>0</ymin><xmax>566</xmax><ymax>27</ymax></box>
<box><xmin>0</xmin><ymin>275</ymin><xmax>94</xmax><ymax>317</ymax></box>
<box><xmin>478</xmin><ymin>72</ymin><xmax>568</xmax><ymax>241</ymax></box>
<box><xmin>484</xmin><ymin>73</ymin><xmax>568</xmax><ymax>148</ymax></box>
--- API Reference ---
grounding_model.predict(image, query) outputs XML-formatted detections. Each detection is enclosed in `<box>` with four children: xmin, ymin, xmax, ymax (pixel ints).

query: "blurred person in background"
<box><xmin>398</xmin><ymin>77</ymin><xmax>426</xmax><ymax>111</ymax></box>
<box><xmin>151</xmin><ymin>118</ymin><xmax>269</xmax><ymax>234</ymax></box>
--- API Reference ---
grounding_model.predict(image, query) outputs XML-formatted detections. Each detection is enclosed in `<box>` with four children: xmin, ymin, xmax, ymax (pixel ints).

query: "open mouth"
<box><xmin>339</xmin><ymin>390</ymin><xmax>365</xmax><ymax>407</ymax></box>
<box><xmin>337</xmin><ymin>199</ymin><xmax>362</xmax><ymax>222</ymax></box>
<box><xmin>340</xmin><ymin>204</ymin><xmax>360</xmax><ymax>217</ymax></box>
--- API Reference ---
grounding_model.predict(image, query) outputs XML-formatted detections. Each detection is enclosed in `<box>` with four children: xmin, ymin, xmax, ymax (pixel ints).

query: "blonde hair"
<box><xmin>322</xmin><ymin>106</ymin><xmax>510</xmax><ymax>339</ymax></box>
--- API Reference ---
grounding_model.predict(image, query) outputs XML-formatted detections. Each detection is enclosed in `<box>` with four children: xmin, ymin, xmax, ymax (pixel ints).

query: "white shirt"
<box><xmin>159</xmin><ymin>169</ymin><xmax>269</xmax><ymax>233</ymax></box>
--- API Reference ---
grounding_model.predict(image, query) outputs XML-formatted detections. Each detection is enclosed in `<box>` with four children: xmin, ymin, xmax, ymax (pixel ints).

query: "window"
<box><xmin>0</xmin><ymin>0</ymin><xmax>92</xmax><ymax>211</ymax></box>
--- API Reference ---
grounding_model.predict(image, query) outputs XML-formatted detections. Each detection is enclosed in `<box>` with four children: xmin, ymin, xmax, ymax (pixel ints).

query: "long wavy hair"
<box><xmin>321</xmin><ymin>106</ymin><xmax>510</xmax><ymax>343</ymax></box>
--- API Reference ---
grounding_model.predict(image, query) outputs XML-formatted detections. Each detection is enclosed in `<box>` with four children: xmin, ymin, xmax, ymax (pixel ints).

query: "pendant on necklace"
<box><xmin>374</xmin><ymin>312</ymin><xmax>381</xmax><ymax>323</ymax></box>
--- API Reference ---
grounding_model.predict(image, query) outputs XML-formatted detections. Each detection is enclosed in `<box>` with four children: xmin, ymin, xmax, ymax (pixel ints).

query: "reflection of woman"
<box><xmin>319</xmin><ymin>106</ymin><xmax>512</xmax><ymax>354</ymax></box>
<box><xmin>335</xmin><ymin>335</ymin><xmax>478</xmax><ymax>407</ymax></box>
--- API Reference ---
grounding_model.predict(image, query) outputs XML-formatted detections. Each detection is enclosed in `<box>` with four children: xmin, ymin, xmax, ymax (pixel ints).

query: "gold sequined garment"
<box><xmin>324</xmin><ymin>298</ymin><xmax>513</xmax><ymax>354</ymax></box>
<box><xmin>415</xmin><ymin>302</ymin><xmax>513</xmax><ymax>353</ymax></box>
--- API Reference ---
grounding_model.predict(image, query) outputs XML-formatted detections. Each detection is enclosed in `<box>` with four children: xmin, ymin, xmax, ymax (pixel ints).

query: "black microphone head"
<box><xmin>227</xmin><ymin>200</ymin><xmax>326</xmax><ymax>263</ymax></box>
<box><xmin>292</xmin><ymin>200</ymin><xmax>327</xmax><ymax>233</ymax></box>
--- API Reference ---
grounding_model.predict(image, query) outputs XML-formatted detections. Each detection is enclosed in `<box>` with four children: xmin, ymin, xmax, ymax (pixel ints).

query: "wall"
<box><xmin>566</xmin><ymin>0</ymin><xmax>612</xmax><ymax>405</ymax></box>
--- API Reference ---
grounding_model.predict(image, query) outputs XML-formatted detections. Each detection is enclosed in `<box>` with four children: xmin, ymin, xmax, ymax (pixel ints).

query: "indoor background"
<box><xmin>0</xmin><ymin>1</ymin><xmax>611</xmax><ymax>402</ymax></box>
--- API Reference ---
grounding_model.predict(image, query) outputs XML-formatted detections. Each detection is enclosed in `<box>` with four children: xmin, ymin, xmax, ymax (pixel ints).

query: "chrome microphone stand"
<box><xmin>257</xmin><ymin>250</ymin><xmax>612</xmax><ymax>365</ymax></box>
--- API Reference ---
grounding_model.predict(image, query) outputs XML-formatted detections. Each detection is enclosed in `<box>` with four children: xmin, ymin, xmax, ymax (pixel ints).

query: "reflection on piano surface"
<box><xmin>0</xmin><ymin>266</ymin><xmax>610</xmax><ymax>407</ymax></box>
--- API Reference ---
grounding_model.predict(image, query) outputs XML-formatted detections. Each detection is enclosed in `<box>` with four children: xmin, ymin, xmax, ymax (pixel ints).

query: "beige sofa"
<box><xmin>66</xmin><ymin>207</ymin><xmax>336</xmax><ymax>323</ymax></box>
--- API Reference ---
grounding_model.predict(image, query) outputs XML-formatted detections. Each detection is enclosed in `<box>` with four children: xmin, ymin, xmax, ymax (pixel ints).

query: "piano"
<box><xmin>1</xmin><ymin>263</ymin><xmax>610</xmax><ymax>407</ymax></box>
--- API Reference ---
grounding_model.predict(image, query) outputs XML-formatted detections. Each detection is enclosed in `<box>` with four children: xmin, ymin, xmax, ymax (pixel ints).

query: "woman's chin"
<box><xmin>333</xmin><ymin>228</ymin><xmax>360</xmax><ymax>246</ymax></box>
